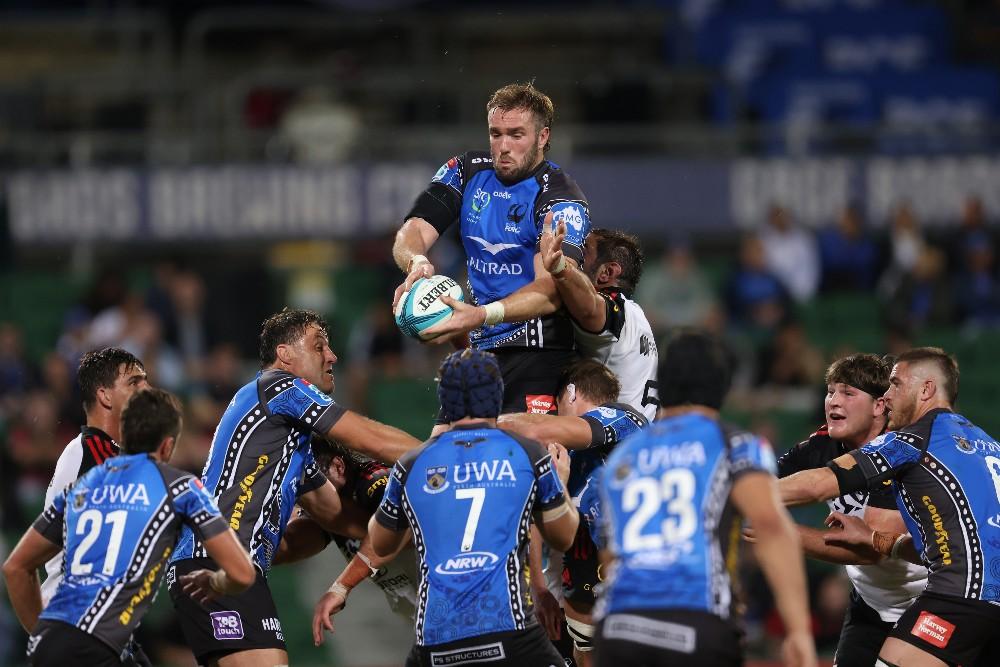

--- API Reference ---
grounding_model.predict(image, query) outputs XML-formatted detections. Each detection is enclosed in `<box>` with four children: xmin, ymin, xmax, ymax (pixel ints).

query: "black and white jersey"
<box><xmin>572</xmin><ymin>288</ymin><xmax>658</xmax><ymax>421</ymax></box>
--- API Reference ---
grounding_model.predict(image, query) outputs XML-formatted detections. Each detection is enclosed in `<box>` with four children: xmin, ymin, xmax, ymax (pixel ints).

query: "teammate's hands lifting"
<box><xmin>179</xmin><ymin>569</ymin><xmax>223</xmax><ymax>605</ymax></box>
<box><xmin>782</xmin><ymin>630</ymin><xmax>818</xmax><ymax>667</ymax></box>
<box><xmin>392</xmin><ymin>256</ymin><xmax>435</xmax><ymax>311</ymax></box>
<box><xmin>312</xmin><ymin>586</ymin><xmax>349</xmax><ymax>646</ymax></box>
<box><xmin>547</xmin><ymin>442</ymin><xmax>571</xmax><ymax>487</ymax></box>
<box><xmin>823</xmin><ymin>510</ymin><xmax>874</xmax><ymax>549</ymax></box>
<box><xmin>539</xmin><ymin>211</ymin><xmax>568</xmax><ymax>276</ymax></box>
<box><xmin>532</xmin><ymin>585</ymin><xmax>564</xmax><ymax>641</ymax></box>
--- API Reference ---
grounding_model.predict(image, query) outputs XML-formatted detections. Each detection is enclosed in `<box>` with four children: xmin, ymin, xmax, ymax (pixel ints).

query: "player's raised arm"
<box><xmin>540</xmin><ymin>217</ymin><xmax>607</xmax><ymax>332</ymax></box>
<box><xmin>392</xmin><ymin>217</ymin><xmax>439</xmax><ymax>309</ymax></box>
<box><xmin>778</xmin><ymin>452</ymin><xmax>857</xmax><ymax>505</ymax></box>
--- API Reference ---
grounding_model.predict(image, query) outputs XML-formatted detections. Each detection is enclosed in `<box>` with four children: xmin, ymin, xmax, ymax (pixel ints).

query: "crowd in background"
<box><xmin>1</xmin><ymin>194</ymin><xmax>997</xmax><ymax>663</ymax></box>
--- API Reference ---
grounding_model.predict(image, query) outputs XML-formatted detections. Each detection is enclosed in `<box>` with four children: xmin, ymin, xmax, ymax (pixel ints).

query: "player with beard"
<box><xmin>539</xmin><ymin>225</ymin><xmax>658</xmax><ymax>421</ymax></box>
<box><xmin>392</xmin><ymin>82</ymin><xmax>591</xmax><ymax>415</ymax></box>
<box><xmin>763</xmin><ymin>354</ymin><xmax>926</xmax><ymax>667</ymax></box>
<box><xmin>781</xmin><ymin>347</ymin><xmax>1000</xmax><ymax>667</ymax></box>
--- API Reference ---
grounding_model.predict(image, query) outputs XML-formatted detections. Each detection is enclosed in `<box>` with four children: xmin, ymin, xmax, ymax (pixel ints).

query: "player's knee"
<box><xmin>565</xmin><ymin>616</ymin><xmax>596</xmax><ymax>654</ymax></box>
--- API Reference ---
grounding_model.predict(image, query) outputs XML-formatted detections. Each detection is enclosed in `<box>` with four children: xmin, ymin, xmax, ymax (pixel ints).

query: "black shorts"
<box><xmin>494</xmin><ymin>348</ymin><xmax>579</xmax><ymax>415</ymax></box>
<box><xmin>563</xmin><ymin>521</ymin><xmax>601</xmax><ymax>607</ymax></box>
<box><xmin>888</xmin><ymin>591</ymin><xmax>1000</xmax><ymax>666</ymax></box>
<box><xmin>28</xmin><ymin>619</ymin><xmax>121</xmax><ymax>667</ymax></box>
<box><xmin>406</xmin><ymin>625</ymin><xmax>564</xmax><ymax>667</ymax></box>
<box><xmin>167</xmin><ymin>558</ymin><xmax>285</xmax><ymax>665</ymax></box>
<box><xmin>834</xmin><ymin>587</ymin><xmax>894</xmax><ymax>667</ymax></box>
<box><xmin>595</xmin><ymin>609</ymin><xmax>742</xmax><ymax>667</ymax></box>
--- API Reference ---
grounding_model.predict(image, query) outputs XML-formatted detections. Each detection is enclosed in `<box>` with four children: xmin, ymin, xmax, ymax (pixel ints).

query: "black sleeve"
<box><xmin>406</xmin><ymin>182</ymin><xmax>463</xmax><ymax>234</ymax></box>
<box><xmin>532</xmin><ymin>169</ymin><xmax>590</xmax><ymax>265</ymax></box>
<box><xmin>776</xmin><ymin>440</ymin><xmax>812</xmax><ymax>479</ymax></box>
<box><xmin>866</xmin><ymin>481</ymin><xmax>899</xmax><ymax>510</ymax></box>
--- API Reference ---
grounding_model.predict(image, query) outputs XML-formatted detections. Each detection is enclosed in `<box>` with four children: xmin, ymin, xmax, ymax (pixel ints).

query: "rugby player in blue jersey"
<box><xmin>393</xmin><ymin>83</ymin><xmax>591</xmax><ymax>415</ymax></box>
<box><xmin>782</xmin><ymin>347</ymin><xmax>1000</xmax><ymax>667</ymax></box>
<box><xmin>594</xmin><ymin>330</ymin><xmax>816</xmax><ymax>667</ymax></box>
<box><xmin>3</xmin><ymin>388</ymin><xmax>254</xmax><ymax>667</ymax></box>
<box><xmin>368</xmin><ymin>348</ymin><xmax>580</xmax><ymax>666</ymax></box>
<box><xmin>168</xmin><ymin>309</ymin><xmax>420</xmax><ymax>666</ymax></box>
<box><xmin>499</xmin><ymin>359</ymin><xmax>648</xmax><ymax>666</ymax></box>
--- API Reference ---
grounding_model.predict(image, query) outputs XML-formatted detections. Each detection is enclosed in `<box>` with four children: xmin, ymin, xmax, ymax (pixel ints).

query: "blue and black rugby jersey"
<box><xmin>172</xmin><ymin>368</ymin><xmax>344</xmax><ymax>572</ymax></box>
<box><xmin>375</xmin><ymin>423</ymin><xmax>567</xmax><ymax>646</ymax></box>
<box><xmin>563</xmin><ymin>402</ymin><xmax>648</xmax><ymax>604</ymax></box>
<box><xmin>410</xmin><ymin>152</ymin><xmax>591</xmax><ymax>350</ymax></box>
<box><xmin>597</xmin><ymin>413</ymin><xmax>776</xmax><ymax>618</ymax></box>
<box><xmin>34</xmin><ymin>454</ymin><xmax>226</xmax><ymax>656</ymax></box>
<box><xmin>848</xmin><ymin>408</ymin><xmax>1000</xmax><ymax>601</ymax></box>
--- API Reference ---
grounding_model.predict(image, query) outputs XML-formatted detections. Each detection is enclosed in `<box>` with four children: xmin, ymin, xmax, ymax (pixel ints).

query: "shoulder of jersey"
<box><xmin>536</xmin><ymin>163</ymin><xmax>586</xmax><ymax>199</ymax></box>
<box><xmin>462</xmin><ymin>150</ymin><xmax>494</xmax><ymax>178</ymax></box>
<box><xmin>807</xmin><ymin>424</ymin><xmax>833</xmax><ymax>445</ymax></box>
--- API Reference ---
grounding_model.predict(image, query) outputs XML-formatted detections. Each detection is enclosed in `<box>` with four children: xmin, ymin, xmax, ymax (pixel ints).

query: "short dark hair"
<box><xmin>556</xmin><ymin>359</ymin><xmax>620</xmax><ymax>405</ymax></box>
<box><xmin>313</xmin><ymin>437</ymin><xmax>369</xmax><ymax>487</ymax></box>
<box><xmin>78</xmin><ymin>348</ymin><xmax>144</xmax><ymax>411</ymax></box>
<box><xmin>658</xmin><ymin>329</ymin><xmax>732</xmax><ymax>410</ymax></box>
<box><xmin>589</xmin><ymin>228</ymin><xmax>645</xmax><ymax>293</ymax></box>
<box><xmin>120</xmin><ymin>388</ymin><xmax>182</xmax><ymax>454</ymax></box>
<box><xmin>896</xmin><ymin>347</ymin><xmax>960</xmax><ymax>405</ymax></box>
<box><xmin>487</xmin><ymin>82</ymin><xmax>555</xmax><ymax>152</ymax></box>
<box><xmin>825</xmin><ymin>353</ymin><xmax>891</xmax><ymax>399</ymax></box>
<box><xmin>259</xmin><ymin>309</ymin><xmax>329</xmax><ymax>366</ymax></box>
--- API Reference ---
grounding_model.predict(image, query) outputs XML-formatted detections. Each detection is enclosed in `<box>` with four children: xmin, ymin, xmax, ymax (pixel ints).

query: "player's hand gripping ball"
<box><xmin>394</xmin><ymin>275</ymin><xmax>465</xmax><ymax>341</ymax></box>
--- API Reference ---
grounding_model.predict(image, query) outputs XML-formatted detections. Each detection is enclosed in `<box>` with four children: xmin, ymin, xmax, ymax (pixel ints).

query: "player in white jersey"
<box><xmin>41</xmin><ymin>348</ymin><xmax>149</xmax><ymax>605</ymax></box>
<box><xmin>765</xmin><ymin>353</ymin><xmax>926</xmax><ymax>667</ymax></box>
<box><xmin>540</xmin><ymin>223</ymin><xmax>658</xmax><ymax>421</ymax></box>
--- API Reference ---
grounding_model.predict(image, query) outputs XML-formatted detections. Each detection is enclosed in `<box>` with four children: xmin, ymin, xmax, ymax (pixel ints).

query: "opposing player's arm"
<box><xmin>326</xmin><ymin>410</ymin><xmax>420</xmax><ymax>464</ymax></box>
<box><xmin>497</xmin><ymin>413</ymin><xmax>593</xmax><ymax>450</ymax></box>
<box><xmin>540</xmin><ymin>218</ymin><xmax>606</xmax><ymax>333</ymax></box>
<box><xmin>274</xmin><ymin>514</ymin><xmax>331</xmax><ymax>565</ymax></box>
<box><xmin>2</xmin><ymin>527</ymin><xmax>62</xmax><ymax>632</ymax></box>
<box><xmin>732</xmin><ymin>472</ymin><xmax>815</xmax><ymax>662</ymax></box>
<box><xmin>778</xmin><ymin>453</ymin><xmax>858</xmax><ymax>506</ymax></box>
<box><xmin>297</xmin><ymin>481</ymin><xmax>369</xmax><ymax>541</ymax></box>
<box><xmin>824</xmin><ymin>509</ymin><xmax>922</xmax><ymax>566</ymax></box>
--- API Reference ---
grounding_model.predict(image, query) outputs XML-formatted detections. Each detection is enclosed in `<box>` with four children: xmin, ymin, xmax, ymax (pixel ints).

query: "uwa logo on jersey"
<box><xmin>454</xmin><ymin>459</ymin><xmax>516</xmax><ymax>484</ymax></box>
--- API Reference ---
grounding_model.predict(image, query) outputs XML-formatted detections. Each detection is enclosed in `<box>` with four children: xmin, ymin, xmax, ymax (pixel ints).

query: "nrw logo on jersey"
<box><xmin>423</xmin><ymin>466</ymin><xmax>450</xmax><ymax>494</ymax></box>
<box><xmin>434</xmin><ymin>551</ymin><xmax>500</xmax><ymax>575</ymax></box>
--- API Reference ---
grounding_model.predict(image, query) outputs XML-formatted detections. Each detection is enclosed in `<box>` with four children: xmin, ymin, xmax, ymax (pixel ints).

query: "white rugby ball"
<box><xmin>394</xmin><ymin>275</ymin><xmax>465</xmax><ymax>341</ymax></box>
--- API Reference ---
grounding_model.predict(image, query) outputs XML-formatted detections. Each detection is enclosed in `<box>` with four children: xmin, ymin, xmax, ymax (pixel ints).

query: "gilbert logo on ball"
<box><xmin>395</xmin><ymin>275</ymin><xmax>465</xmax><ymax>340</ymax></box>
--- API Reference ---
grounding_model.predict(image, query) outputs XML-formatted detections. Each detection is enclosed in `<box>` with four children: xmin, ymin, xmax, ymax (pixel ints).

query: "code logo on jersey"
<box><xmin>423</xmin><ymin>466</ymin><xmax>450</xmax><ymax>494</ymax></box>
<box><xmin>434</xmin><ymin>551</ymin><xmax>500</xmax><ymax>575</ymax></box>
<box><xmin>210</xmin><ymin>611</ymin><xmax>244</xmax><ymax>640</ymax></box>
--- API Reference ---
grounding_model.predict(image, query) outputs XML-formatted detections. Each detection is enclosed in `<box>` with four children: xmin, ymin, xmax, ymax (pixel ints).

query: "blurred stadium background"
<box><xmin>3</xmin><ymin>0</ymin><xmax>1000</xmax><ymax>664</ymax></box>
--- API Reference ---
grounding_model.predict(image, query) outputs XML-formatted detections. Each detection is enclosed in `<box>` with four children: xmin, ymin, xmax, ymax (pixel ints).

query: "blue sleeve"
<box><xmin>729</xmin><ymin>431</ymin><xmax>778</xmax><ymax>478</ymax></box>
<box><xmin>431</xmin><ymin>155</ymin><xmax>465</xmax><ymax>194</ymax></box>
<box><xmin>175</xmin><ymin>476</ymin><xmax>229</xmax><ymax>541</ymax></box>
<box><xmin>533</xmin><ymin>451</ymin><xmax>567</xmax><ymax>512</ymax></box>
<box><xmin>849</xmin><ymin>432</ymin><xmax>921</xmax><ymax>485</ymax></box>
<box><xmin>581</xmin><ymin>405</ymin><xmax>647</xmax><ymax>451</ymax></box>
<box><xmin>375</xmin><ymin>463</ymin><xmax>410</xmax><ymax>532</ymax></box>
<box><xmin>32</xmin><ymin>488</ymin><xmax>67</xmax><ymax>546</ymax></box>
<box><xmin>269</xmin><ymin>378</ymin><xmax>346</xmax><ymax>435</ymax></box>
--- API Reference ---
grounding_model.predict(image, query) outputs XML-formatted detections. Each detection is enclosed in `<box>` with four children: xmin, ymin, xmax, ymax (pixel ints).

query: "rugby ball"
<box><xmin>394</xmin><ymin>275</ymin><xmax>465</xmax><ymax>341</ymax></box>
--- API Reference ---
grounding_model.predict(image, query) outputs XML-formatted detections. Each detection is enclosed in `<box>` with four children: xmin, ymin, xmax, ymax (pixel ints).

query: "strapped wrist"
<box><xmin>209</xmin><ymin>570</ymin><xmax>227</xmax><ymax>595</ymax></box>
<box><xmin>889</xmin><ymin>534</ymin><xmax>908</xmax><ymax>559</ymax></box>
<box><xmin>482</xmin><ymin>301</ymin><xmax>505</xmax><ymax>326</ymax></box>
<box><xmin>408</xmin><ymin>254</ymin><xmax>429</xmax><ymax>273</ymax></box>
<box><xmin>550</xmin><ymin>255</ymin><xmax>567</xmax><ymax>276</ymax></box>
<box><xmin>328</xmin><ymin>582</ymin><xmax>351</xmax><ymax>598</ymax></box>
<box><xmin>871</xmin><ymin>530</ymin><xmax>902</xmax><ymax>556</ymax></box>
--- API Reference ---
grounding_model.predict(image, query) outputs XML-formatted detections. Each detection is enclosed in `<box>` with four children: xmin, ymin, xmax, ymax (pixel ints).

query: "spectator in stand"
<box><xmin>950</xmin><ymin>195</ymin><xmax>994</xmax><ymax>274</ymax></box>
<box><xmin>818</xmin><ymin>204</ymin><xmax>880</xmax><ymax>293</ymax></box>
<box><xmin>755</xmin><ymin>320</ymin><xmax>825</xmax><ymax>388</ymax></box>
<box><xmin>635</xmin><ymin>239</ymin><xmax>718</xmax><ymax>341</ymax></box>
<box><xmin>881</xmin><ymin>246</ymin><xmax>954</xmax><ymax>331</ymax></box>
<box><xmin>954</xmin><ymin>231</ymin><xmax>1000</xmax><ymax>329</ymax></box>
<box><xmin>725</xmin><ymin>234</ymin><xmax>790</xmax><ymax>334</ymax></box>
<box><xmin>0</xmin><ymin>323</ymin><xmax>36</xmax><ymax>408</ymax></box>
<box><xmin>760</xmin><ymin>205</ymin><xmax>820</xmax><ymax>303</ymax></box>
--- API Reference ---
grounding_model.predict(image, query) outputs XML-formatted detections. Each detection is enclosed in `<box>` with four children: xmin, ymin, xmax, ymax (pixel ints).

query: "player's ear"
<box><xmin>96</xmin><ymin>384</ymin><xmax>114</xmax><ymax>411</ymax></box>
<box><xmin>872</xmin><ymin>396</ymin><xmax>887</xmax><ymax>418</ymax></box>
<box><xmin>275</xmin><ymin>342</ymin><xmax>294</xmax><ymax>366</ymax></box>
<box><xmin>604</xmin><ymin>261</ymin><xmax>623</xmax><ymax>284</ymax></box>
<box><xmin>537</xmin><ymin>125</ymin><xmax>550</xmax><ymax>150</ymax></box>
<box><xmin>157</xmin><ymin>435</ymin><xmax>177</xmax><ymax>462</ymax></box>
